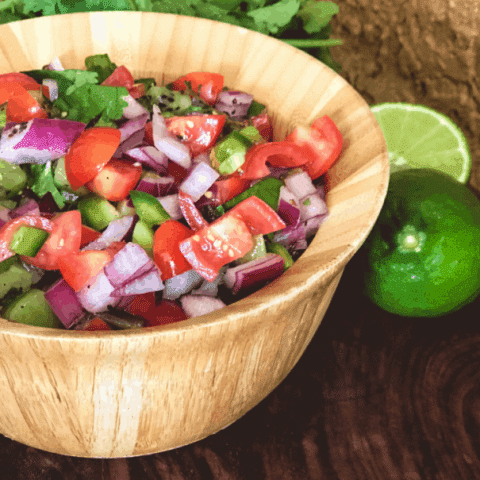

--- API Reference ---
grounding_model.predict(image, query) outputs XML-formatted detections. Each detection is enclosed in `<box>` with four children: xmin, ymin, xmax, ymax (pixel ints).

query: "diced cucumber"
<box><xmin>132</xmin><ymin>220</ymin><xmax>155</xmax><ymax>258</ymax></box>
<box><xmin>0</xmin><ymin>159</ymin><xmax>27</xmax><ymax>200</ymax></box>
<box><xmin>266</xmin><ymin>242</ymin><xmax>294</xmax><ymax>271</ymax></box>
<box><xmin>0</xmin><ymin>261</ymin><xmax>35</xmax><ymax>300</ymax></box>
<box><xmin>9</xmin><ymin>225</ymin><xmax>49</xmax><ymax>257</ymax></box>
<box><xmin>78</xmin><ymin>194</ymin><xmax>120</xmax><ymax>231</ymax></box>
<box><xmin>3</xmin><ymin>289</ymin><xmax>62</xmax><ymax>328</ymax></box>
<box><xmin>0</xmin><ymin>199</ymin><xmax>17</xmax><ymax>210</ymax></box>
<box><xmin>129</xmin><ymin>190</ymin><xmax>170</xmax><ymax>228</ymax></box>
<box><xmin>0</xmin><ymin>255</ymin><xmax>17</xmax><ymax>274</ymax></box>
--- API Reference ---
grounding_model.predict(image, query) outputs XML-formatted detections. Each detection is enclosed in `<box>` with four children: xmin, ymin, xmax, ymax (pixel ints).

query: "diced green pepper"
<box><xmin>239</xmin><ymin>126</ymin><xmax>262</xmax><ymax>144</ymax></box>
<box><xmin>0</xmin><ymin>159</ymin><xmax>27</xmax><ymax>200</ymax></box>
<box><xmin>3</xmin><ymin>288</ymin><xmax>62</xmax><ymax>328</ymax></box>
<box><xmin>223</xmin><ymin>177</ymin><xmax>283</xmax><ymax>211</ymax></box>
<box><xmin>266</xmin><ymin>242</ymin><xmax>294</xmax><ymax>271</ymax></box>
<box><xmin>247</xmin><ymin>100</ymin><xmax>266</xmax><ymax>117</ymax></box>
<box><xmin>147</xmin><ymin>86</ymin><xmax>192</xmax><ymax>114</ymax></box>
<box><xmin>214</xmin><ymin>131</ymin><xmax>253</xmax><ymax>175</ymax></box>
<box><xmin>129</xmin><ymin>190</ymin><xmax>170</xmax><ymax>228</ymax></box>
<box><xmin>78</xmin><ymin>194</ymin><xmax>120</xmax><ymax>231</ymax></box>
<box><xmin>10</xmin><ymin>225</ymin><xmax>49</xmax><ymax>257</ymax></box>
<box><xmin>236</xmin><ymin>235</ymin><xmax>267</xmax><ymax>264</ymax></box>
<box><xmin>132</xmin><ymin>220</ymin><xmax>155</xmax><ymax>258</ymax></box>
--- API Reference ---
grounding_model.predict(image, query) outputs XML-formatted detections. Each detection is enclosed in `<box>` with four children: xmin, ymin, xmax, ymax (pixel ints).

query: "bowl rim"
<box><xmin>0</xmin><ymin>11</ymin><xmax>390</xmax><ymax>339</ymax></box>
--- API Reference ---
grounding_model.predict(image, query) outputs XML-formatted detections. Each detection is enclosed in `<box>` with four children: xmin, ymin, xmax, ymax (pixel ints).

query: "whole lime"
<box><xmin>362</xmin><ymin>168</ymin><xmax>480</xmax><ymax>317</ymax></box>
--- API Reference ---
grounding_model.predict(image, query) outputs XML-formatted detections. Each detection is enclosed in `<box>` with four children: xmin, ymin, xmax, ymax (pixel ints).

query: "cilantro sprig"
<box><xmin>0</xmin><ymin>0</ymin><xmax>342</xmax><ymax>71</ymax></box>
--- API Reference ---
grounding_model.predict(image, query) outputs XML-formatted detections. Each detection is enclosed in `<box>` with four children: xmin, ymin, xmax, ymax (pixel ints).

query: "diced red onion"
<box><xmin>267</xmin><ymin>166</ymin><xmax>290</xmax><ymax>179</ymax></box>
<box><xmin>158</xmin><ymin>194</ymin><xmax>182</xmax><ymax>220</ymax></box>
<box><xmin>125</xmin><ymin>146</ymin><xmax>168</xmax><ymax>175</ymax></box>
<box><xmin>135</xmin><ymin>174</ymin><xmax>175</xmax><ymax>196</ymax></box>
<box><xmin>214</xmin><ymin>91</ymin><xmax>253</xmax><ymax>120</ymax></box>
<box><xmin>122</xmin><ymin>94</ymin><xmax>149</xmax><ymax>120</ymax></box>
<box><xmin>179</xmin><ymin>162</ymin><xmax>220</xmax><ymax>202</ymax></box>
<box><xmin>304</xmin><ymin>213</ymin><xmax>329</xmax><ymax>238</ymax></box>
<box><xmin>299</xmin><ymin>193</ymin><xmax>328</xmax><ymax>222</ymax></box>
<box><xmin>42</xmin><ymin>79</ymin><xmax>58</xmax><ymax>101</ymax></box>
<box><xmin>272</xmin><ymin>223</ymin><xmax>307</xmax><ymax>249</ymax></box>
<box><xmin>224</xmin><ymin>253</ymin><xmax>284</xmax><ymax>295</ymax></box>
<box><xmin>155</xmin><ymin>136</ymin><xmax>191</xmax><ymax>169</ymax></box>
<box><xmin>152</xmin><ymin>104</ymin><xmax>171</xmax><ymax>139</ymax></box>
<box><xmin>116</xmin><ymin>294</ymin><xmax>137</xmax><ymax>309</ymax></box>
<box><xmin>0</xmin><ymin>206</ymin><xmax>10</xmax><ymax>223</ymax></box>
<box><xmin>277</xmin><ymin>198</ymin><xmax>301</xmax><ymax>227</ymax></box>
<box><xmin>163</xmin><ymin>269</ymin><xmax>204</xmax><ymax>300</ymax></box>
<box><xmin>76</xmin><ymin>270</ymin><xmax>120</xmax><ymax>313</ymax></box>
<box><xmin>0</xmin><ymin>118</ymin><xmax>86</xmax><ymax>164</ymax></box>
<box><xmin>118</xmin><ymin>114</ymin><xmax>148</xmax><ymax>143</ymax></box>
<box><xmin>45</xmin><ymin>279</ymin><xmax>86</xmax><ymax>328</ymax></box>
<box><xmin>180</xmin><ymin>295</ymin><xmax>226</xmax><ymax>318</ymax></box>
<box><xmin>316</xmin><ymin>183</ymin><xmax>326</xmax><ymax>200</ymax></box>
<box><xmin>37</xmin><ymin>191</ymin><xmax>58</xmax><ymax>215</ymax></box>
<box><xmin>104</xmin><ymin>242</ymin><xmax>154</xmax><ymax>289</ymax></box>
<box><xmin>284</xmin><ymin>170</ymin><xmax>317</xmax><ymax>199</ymax></box>
<box><xmin>81</xmin><ymin>216</ymin><xmax>135</xmax><ymax>251</ymax></box>
<box><xmin>192</xmin><ymin>151</ymin><xmax>210</xmax><ymax>165</ymax></box>
<box><xmin>112</xmin><ymin>266</ymin><xmax>164</xmax><ymax>296</ymax></box>
<box><xmin>44</xmin><ymin>56</ymin><xmax>64</xmax><ymax>71</ymax></box>
<box><xmin>191</xmin><ymin>269</ymin><xmax>225</xmax><ymax>297</ymax></box>
<box><xmin>9</xmin><ymin>198</ymin><xmax>39</xmax><ymax>218</ymax></box>
<box><xmin>113</xmin><ymin>129</ymin><xmax>146</xmax><ymax>158</ymax></box>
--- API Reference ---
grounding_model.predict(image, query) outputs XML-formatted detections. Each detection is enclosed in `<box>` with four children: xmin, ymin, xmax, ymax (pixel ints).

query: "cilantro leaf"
<box><xmin>21</xmin><ymin>69</ymin><xmax>99</xmax><ymax>96</ymax></box>
<box><xmin>297</xmin><ymin>0</ymin><xmax>339</xmax><ymax>34</ymax></box>
<box><xmin>28</xmin><ymin>162</ymin><xmax>66</xmax><ymax>209</ymax></box>
<box><xmin>85</xmin><ymin>53</ymin><xmax>117</xmax><ymax>84</ymax></box>
<box><xmin>247</xmin><ymin>0</ymin><xmax>300</xmax><ymax>35</ymax></box>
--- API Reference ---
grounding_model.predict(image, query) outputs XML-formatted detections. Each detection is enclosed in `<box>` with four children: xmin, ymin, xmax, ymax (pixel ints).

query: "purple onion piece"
<box><xmin>284</xmin><ymin>170</ymin><xmax>317</xmax><ymax>199</ymax></box>
<box><xmin>179</xmin><ymin>162</ymin><xmax>220</xmax><ymax>202</ymax></box>
<box><xmin>224</xmin><ymin>253</ymin><xmax>285</xmax><ymax>295</ymax></box>
<box><xmin>76</xmin><ymin>271</ymin><xmax>120</xmax><ymax>314</ymax></box>
<box><xmin>81</xmin><ymin>216</ymin><xmax>135</xmax><ymax>251</ymax></box>
<box><xmin>37</xmin><ymin>192</ymin><xmax>58</xmax><ymax>215</ymax></box>
<box><xmin>135</xmin><ymin>174</ymin><xmax>175</xmax><ymax>197</ymax></box>
<box><xmin>9</xmin><ymin>198</ymin><xmax>40</xmax><ymax>219</ymax></box>
<box><xmin>180</xmin><ymin>295</ymin><xmax>226</xmax><ymax>318</ymax></box>
<box><xmin>163</xmin><ymin>269</ymin><xmax>204</xmax><ymax>301</ymax></box>
<box><xmin>214</xmin><ymin>91</ymin><xmax>253</xmax><ymax>120</ymax></box>
<box><xmin>272</xmin><ymin>222</ymin><xmax>307</xmax><ymax>248</ymax></box>
<box><xmin>277</xmin><ymin>198</ymin><xmax>301</xmax><ymax>228</ymax></box>
<box><xmin>125</xmin><ymin>146</ymin><xmax>168</xmax><ymax>175</ymax></box>
<box><xmin>118</xmin><ymin>113</ymin><xmax>148</xmax><ymax>143</ymax></box>
<box><xmin>122</xmin><ymin>94</ymin><xmax>149</xmax><ymax>119</ymax></box>
<box><xmin>158</xmin><ymin>194</ymin><xmax>182</xmax><ymax>221</ymax></box>
<box><xmin>0</xmin><ymin>118</ymin><xmax>86</xmax><ymax>164</ymax></box>
<box><xmin>299</xmin><ymin>192</ymin><xmax>328</xmax><ymax>222</ymax></box>
<box><xmin>112</xmin><ymin>266</ymin><xmax>164</xmax><ymax>296</ymax></box>
<box><xmin>155</xmin><ymin>136</ymin><xmax>191</xmax><ymax>169</ymax></box>
<box><xmin>152</xmin><ymin>104</ymin><xmax>170</xmax><ymax>139</ymax></box>
<box><xmin>42</xmin><ymin>79</ymin><xmax>59</xmax><ymax>101</ymax></box>
<box><xmin>304</xmin><ymin>213</ymin><xmax>329</xmax><ymax>238</ymax></box>
<box><xmin>44</xmin><ymin>56</ymin><xmax>64</xmax><ymax>71</ymax></box>
<box><xmin>191</xmin><ymin>269</ymin><xmax>225</xmax><ymax>297</ymax></box>
<box><xmin>104</xmin><ymin>242</ymin><xmax>154</xmax><ymax>289</ymax></box>
<box><xmin>45</xmin><ymin>279</ymin><xmax>87</xmax><ymax>329</ymax></box>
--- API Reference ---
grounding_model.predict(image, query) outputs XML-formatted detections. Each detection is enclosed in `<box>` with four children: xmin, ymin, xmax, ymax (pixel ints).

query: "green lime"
<box><xmin>362</xmin><ymin>168</ymin><xmax>480</xmax><ymax>317</ymax></box>
<box><xmin>371</xmin><ymin>103</ymin><xmax>471</xmax><ymax>183</ymax></box>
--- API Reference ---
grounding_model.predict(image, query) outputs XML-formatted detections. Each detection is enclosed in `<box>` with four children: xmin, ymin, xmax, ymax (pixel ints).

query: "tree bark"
<box><xmin>330</xmin><ymin>0</ymin><xmax>480</xmax><ymax>192</ymax></box>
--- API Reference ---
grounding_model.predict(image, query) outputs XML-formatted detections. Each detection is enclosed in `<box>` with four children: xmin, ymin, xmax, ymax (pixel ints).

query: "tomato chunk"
<box><xmin>101</xmin><ymin>66</ymin><xmax>134</xmax><ymax>90</ymax></box>
<box><xmin>82</xmin><ymin>318</ymin><xmax>111</xmax><ymax>331</ymax></box>
<box><xmin>165</xmin><ymin>115</ymin><xmax>226</xmax><ymax>156</ymax></box>
<box><xmin>22</xmin><ymin>210</ymin><xmax>82</xmax><ymax>270</ymax></box>
<box><xmin>0</xmin><ymin>82</ymin><xmax>48</xmax><ymax>123</ymax></box>
<box><xmin>172</xmin><ymin>72</ymin><xmax>224</xmax><ymax>105</ymax></box>
<box><xmin>144</xmin><ymin>300</ymin><xmax>189</xmax><ymax>327</ymax></box>
<box><xmin>178</xmin><ymin>191</ymin><xmax>209</xmax><ymax>231</ymax></box>
<box><xmin>65</xmin><ymin>127</ymin><xmax>121</xmax><ymax>191</ymax></box>
<box><xmin>0</xmin><ymin>73</ymin><xmax>41</xmax><ymax>91</ymax></box>
<box><xmin>85</xmin><ymin>158</ymin><xmax>142</xmax><ymax>201</ymax></box>
<box><xmin>80</xmin><ymin>225</ymin><xmax>102</xmax><ymax>248</ymax></box>
<box><xmin>153</xmin><ymin>220</ymin><xmax>193</xmax><ymax>281</ymax></box>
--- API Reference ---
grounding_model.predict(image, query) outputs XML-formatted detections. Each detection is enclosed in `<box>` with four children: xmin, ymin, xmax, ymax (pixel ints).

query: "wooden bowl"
<box><xmin>0</xmin><ymin>11</ymin><xmax>389</xmax><ymax>457</ymax></box>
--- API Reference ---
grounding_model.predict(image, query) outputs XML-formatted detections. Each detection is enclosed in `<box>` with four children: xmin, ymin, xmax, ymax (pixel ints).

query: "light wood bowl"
<box><xmin>0</xmin><ymin>11</ymin><xmax>389</xmax><ymax>457</ymax></box>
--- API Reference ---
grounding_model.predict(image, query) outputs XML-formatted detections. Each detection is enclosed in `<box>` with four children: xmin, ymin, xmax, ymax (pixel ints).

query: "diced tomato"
<box><xmin>144</xmin><ymin>300</ymin><xmax>189</xmax><ymax>327</ymax></box>
<box><xmin>101</xmin><ymin>66</ymin><xmax>134</xmax><ymax>90</ymax></box>
<box><xmin>0</xmin><ymin>215</ymin><xmax>54</xmax><ymax>263</ymax></box>
<box><xmin>82</xmin><ymin>318</ymin><xmax>111</xmax><ymax>331</ymax></box>
<box><xmin>80</xmin><ymin>225</ymin><xmax>102</xmax><ymax>248</ymax></box>
<box><xmin>85</xmin><ymin>158</ymin><xmax>142</xmax><ymax>202</ymax></box>
<box><xmin>251</xmin><ymin>113</ymin><xmax>273</xmax><ymax>142</ymax></box>
<box><xmin>285</xmin><ymin>115</ymin><xmax>343</xmax><ymax>179</ymax></box>
<box><xmin>0</xmin><ymin>73</ymin><xmax>41</xmax><ymax>91</ymax></box>
<box><xmin>0</xmin><ymin>82</ymin><xmax>48</xmax><ymax>123</ymax></box>
<box><xmin>144</xmin><ymin>121</ymin><xmax>153</xmax><ymax>146</ymax></box>
<box><xmin>106</xmin><ymin>241</ymin><xmax>127</xmax><ymax>257</ymax></box>
<box><xmin>178</xmin><ymin>191</ymin><xmax>209</xmax><ymax>231</ymax></box>
<box><xmin>127</xmin><ymin>292</ymin><xmax>156</xmax><ymax>318</ymax></box>
<box><xmin>164</xmin><ymin>115</ymin><xmax>226</xmax><ymax>156</ymax></box>
<box><xmin>153</xmin><ymin>220</ymin><xmax>193</xmax><ymax>281</ymax></box>
<box><xmin>210</xmin><ymin>176</ymin><xmax>251</xmax><ymax>205</ymax></box>
<box><xmin>172</xmin><ymin>72</ymin><xmax>224</xmax><ymax>105</ymax></box>
<box><xmin>167</xmin><ymin>160</ymin><xmax>189</xmax><ymax>183</ymax></box>
<box><xmin>179</xmin><ymin>214</ymin><xmax>253</xmax><ymax>281</ymax></box>
<box><xmin>227</xmin><ymin>196</ymin><xmax>286</xmax><ymax>236</ymax></box>
<box><xmin>129</xmin><ymin>83</ymin><xmax>145</xmax><ymax>99</ymax></box>
<box><xmin>22</xmin><ymin>210</ymin><xmax>82</xmax><ymax>270</ymax></box>
<box><xmin>58</xmin><ymin>249</ymin><xmax>114</xmax><ymax>292</ymax></box>
<box><xmin>65</xmin><ymin>127</ymin><xmax>121</xmax><ymax>191</ymax></box>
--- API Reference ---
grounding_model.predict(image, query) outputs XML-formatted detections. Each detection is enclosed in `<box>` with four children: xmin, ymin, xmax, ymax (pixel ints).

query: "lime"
<box><xmin>371</xmin><ymin>103</ymin><xmax>471</xmax><ymax>183</ymax></box>
<box><xmin>362</xmin><ymin>168</ymin><xmax>480</xmax><ymax>317</ymax></box>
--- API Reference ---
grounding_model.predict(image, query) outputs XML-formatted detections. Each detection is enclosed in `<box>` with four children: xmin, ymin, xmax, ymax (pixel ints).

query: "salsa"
<box><xmin>0</xmin><ymin>54</ymin><xmax>343</xmax><ymax>330</ymax></box>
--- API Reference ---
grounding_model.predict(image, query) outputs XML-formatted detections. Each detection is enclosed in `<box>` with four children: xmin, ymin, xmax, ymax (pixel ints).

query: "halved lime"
<box><xmin>371</xmin><ymin>103</ymin><xmax>471</xmax><ymax>183</ymax></box>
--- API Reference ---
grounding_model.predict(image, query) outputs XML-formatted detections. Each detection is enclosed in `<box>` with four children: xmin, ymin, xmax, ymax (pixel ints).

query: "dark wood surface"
<box><xmin>1</xmin><ymin>252</ymin><xmax>479</xmax><ymax>479</ymax></box>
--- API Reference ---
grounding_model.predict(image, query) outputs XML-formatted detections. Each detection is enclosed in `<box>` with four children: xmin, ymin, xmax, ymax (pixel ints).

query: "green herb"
<box><xmin>27</xmin><ymin>161</ymin><xmax>66</xmax><ymax>209</ymax></box>
<box><xmin>85</xmin><ymin>53</ymin><xmax>117</xmax><ymax>83</ymax></box>
<box><xmin>0</xmin><ymin>0</ymin><xmax>342</xmax><ymax>71</ymax></box>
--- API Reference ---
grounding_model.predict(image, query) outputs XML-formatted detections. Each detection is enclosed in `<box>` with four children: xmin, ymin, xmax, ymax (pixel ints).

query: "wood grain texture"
<box><xmin>0</xmin><ymin>12</ymin><xmax>389</xmax><ymax>457</ymax></box>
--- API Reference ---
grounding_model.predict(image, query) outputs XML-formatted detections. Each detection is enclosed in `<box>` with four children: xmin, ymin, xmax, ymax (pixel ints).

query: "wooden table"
<box><xmin>1</xmin><ymin>253</ymin><xmax>479</xmax><ymax>479</ymax></box>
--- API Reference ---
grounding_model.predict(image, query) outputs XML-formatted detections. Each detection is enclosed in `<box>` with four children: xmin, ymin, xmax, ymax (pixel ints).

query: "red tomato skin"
<box><xmin>129</xmin><ymin>83</ymin><xmax>145</xmax><ymax>99</ymax></box>
<box><xmin>80</xmin><ymin>225</ymin><xmax>102</xmax><ymax>248</ymax></box>
<box><xmin>177</xmin><ymin>191</ymin><xmax>209</xmax><ymax>231</ymax></box>
<box><xmin>0</xmin><ymin>73</ymin><xmax>41</xmax><ymax>91</ymax></box>
<box><xmin>0</xmin><ymin>83</ymin><xmax>48</xmax><ymax>123</ymax></box>
<box><xmin>164</xmin><ymin>115</ymin><xmax>226</xmax><ymax>156</ymax></box>
<box><xmin>82</xmin><ymin>318</ymin><xmax>111</xmax><ymax>331</ymax></box>
<box><xmin>101</xmin><ymin>66</ymin><xmax>134</xmax><ymax>90</ymax></box>
<box><xmin>172</xmin><ymin>72</ymin><xmax>224</xmax><ymax>105</ymax></box>
<box><xmin>251</xmin><ymin>113</ymin><xmax>273</xmax><ymax>142</ymax></box>
<box><xmin>58</xmin><ymin>249</ymin><xmax>114</xmax><ymax>292</ymax></box>
<box><xmin>85</xmin><ymin>158</ymin><xmax>142</xmax><ymax>201</ymax></box>
<box><xmin>167</xmin><ymin>160</ymin><xmax>188</xmax><ymax>183</ymax></box>
<box><xmin>0</xmin><ymin>215</ymin><xmax>53</xmax><ymax>263</ymax></box>
<box><xmin>144</xmin><ymin>121</ymin><xmax>153</xmax><ymax>145</ymax></box>
<box><xmin>153</xmin><ymin>220</ymin><xmax>193</xmax><ymax>281</ymax></box>
<box><xmin>127</xmin><ymin>292</ymin><xmax>156</xmax><ymax>318</ymax></box>
<box><xmin>211</xmin><ymin>176</ymin><xmax>251</xmax><ymax>205</ymax></box>
<box><xmin>65</xmin><ymin>127</ymin><xmax>121</xmax><ymax>191</ymax></box>
<box><xmin>22</xmin><ymin>210</ymin><xmax>82</xmax><ymax>270</ymax></box>
<box><xmin>144</xmin><ymin>300</ymin><xmax>189</xmax><ymax>327</ymax></box>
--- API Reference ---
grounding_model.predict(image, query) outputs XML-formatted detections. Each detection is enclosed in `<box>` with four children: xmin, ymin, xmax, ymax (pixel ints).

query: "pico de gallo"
<box><xmin>0</xmin><ymin>54</ymin><xmax>343</xmax><ymax>331</ymax></box>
